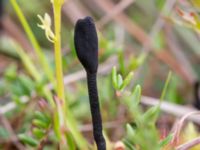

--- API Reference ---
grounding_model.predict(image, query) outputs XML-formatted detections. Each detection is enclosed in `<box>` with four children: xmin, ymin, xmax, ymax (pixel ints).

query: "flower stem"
<box><xmin>53</xmin><ymin>2</ymin><xmax>67</xmax><ymax>144</ymax></box>
<box><xmin>54</xmin><ymin>4</ymin><xmax>65</xmax><ymax>103</ymax></box>
<box><xmin>53</xmin><ymin>2</ymin><xmax>88</xmax><ymax>149</ymax></box>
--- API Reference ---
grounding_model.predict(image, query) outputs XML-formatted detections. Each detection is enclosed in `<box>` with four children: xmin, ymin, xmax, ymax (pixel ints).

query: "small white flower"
<box><xmin>37</xmin><ymin>13</ymin><xmax>55</xmax><ymax>43</ymax></box>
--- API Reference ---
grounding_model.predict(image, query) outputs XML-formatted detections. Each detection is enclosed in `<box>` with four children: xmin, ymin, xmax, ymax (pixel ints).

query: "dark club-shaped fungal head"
<box><xmin>74</xmin><ymin>16</ymin><xmax>98</xmax><ymax>74</ymax></box>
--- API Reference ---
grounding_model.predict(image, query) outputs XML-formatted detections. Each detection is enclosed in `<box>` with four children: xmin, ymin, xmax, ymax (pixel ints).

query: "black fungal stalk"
<box><xmin>74</xmin><ymin>16</ymin><xmax>106</xmax><ymax>150</ymax></box>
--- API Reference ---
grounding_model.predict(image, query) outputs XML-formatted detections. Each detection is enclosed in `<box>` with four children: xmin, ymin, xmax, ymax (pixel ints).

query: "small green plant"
<box><xmin>112</xmin><ymin>67</ymin><xmax>173</xmax><ymax>150</ymax></box>
<box><xmin>18</xmin><ymin>110</ymin><xmax>51</xmax><ymax>148</ymax></box>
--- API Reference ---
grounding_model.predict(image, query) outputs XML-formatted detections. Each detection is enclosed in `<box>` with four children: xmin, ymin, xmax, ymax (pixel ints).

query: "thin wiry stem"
<box><xmin>53</xmin><ymin>3</ymin><xmax>65</xmax><ymax>103</ymax></box>
<box><xmin>53</xmin><ymin>2</ymin><xmax>88</xmax><ymax>148</ymax></box>
<box><xmin>176</xmin><ymin>137</ymin><xmax>200</xmax><ymax>150</ymax></box>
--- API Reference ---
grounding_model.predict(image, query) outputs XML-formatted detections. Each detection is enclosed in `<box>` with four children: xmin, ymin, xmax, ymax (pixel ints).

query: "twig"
<box><xmin>176</xmin><ymin>137</ymin><xmax>200</xmax><ymax>150</ymax></box>
<box><xmin>97</xmin><ymin>0</ymin><xmax>135</xmax><ymax>28</ymax></box>
<box><xmin>164</xmin><ymin>24</ymin><xmax>197</xmax><ymax>84</ymax></box>
<box><xmin>142</xmin><ymin>0</ymin><xmax>177</xmax><ymax>52</ymax></box>
<box><xmin>155</xmin><ymin>50</ymin><xmax>193</xmax><ymax>84</ymax></box>
<box><xmin>93</xmin><ymin>0</ymin><xmax>150</xmax><ymax>45</ymax></box>
<box><xmin>141</xmin><ymin>96</ymin><xmax>200</xmax><ymax>124</ymax></box>
<box><xmin>171</xmin><ymin>111</ymin><xmax>200</xmax><ymax>146</ymax></box>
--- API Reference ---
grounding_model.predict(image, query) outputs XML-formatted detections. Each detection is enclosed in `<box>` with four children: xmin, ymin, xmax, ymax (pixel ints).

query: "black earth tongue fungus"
<box><xmin>74</xmin><ymin>16</ymin><xmax>106</xmax><ymax>150</ymax></box>
<box><xmin>193</xmin><ymin>81</ymin><xmax>200</xmax><ymax>109</ymax></box>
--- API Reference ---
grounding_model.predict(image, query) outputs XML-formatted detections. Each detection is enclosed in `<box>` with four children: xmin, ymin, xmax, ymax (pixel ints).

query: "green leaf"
<box><xmin>120</xmin><ymin>72</ymin><xmax>134</xmax><ymax>91</ymax></box>
<box><xmin>131</xmin><ymin>85</ymin><xmax>141</xmax><ymax>106</ymax></box>
<box><xmin>32</xmin><ymin>128</ymin><xmax>45</xmax><ymax>140</ymax></box>
<box><xmin>4</xmin><ymin>65</ymin><xmax>17</xmax><ymax>81</ymax></box>
<box><xmin>18</xmin><ymin>134</ymin><xmax>38</xmax><ymax>147</ymax></box>
<box><xmin>128</xmin><ymin>56</ymin><xmax>139</xmax><ymax>71</ymax></box>
<box><xmin>66</xmin><ymin>133</ymin><xmax>76</xmax><ymax>150</ymax></box>
<box><xmin>112</xmin><ymin>66</ymin><xmax>118</xmax><ymax>89</ymax></box>
<box><xmin>159</xmin><ymin>134</ymin><xmax>173</xmax><ymax>147</ymax></box>
<box><xmin>142</xmin><ymin>105</ymin><xmax>160</xmax><ymax>124</ymax></box>
<box><xmin>34</xmin><ymin>111</ymin><xmax>50</xmax><ymax>124</ymax></box>
<box><xmin>18</xmin><ymin>75</ymin><xmax>35</xmax><ymax>95</ymax></box>
<box><xmin>123</xmin><ymin>139</ymin><xmax>136</xmax><ymax>150</ymax></box>
<box><xmin>137</xmin><ymin>52</ymin><xmax>147</xmax><ymax>66</ymax></box>
<box><xmin>117</xmin><ymin>74</ymin><xmax>123</xmax><ymax>89</ymax></box>
<box><xmin>118</xmin><ymin>51</ymin><xmax>125</xmax><ymax>75</ymax></box>
<box><xmin>126</xmin><ymin>124</ymin><xmax>136</xmax><ymax>139</ymax></box>
<box><xmin>33</xmin><ymin>119</ymin><xmax>49</xmax><ymax>129</ymax></box>
<box><xmin>53</xmin><ymin>111</ymin><xmax>61</xmax><ymax>140</ymax></box>
<box><xmin>160</xmin><ymin>71</ymin><xmax>172</xmax><ymax>101</ymax></box>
